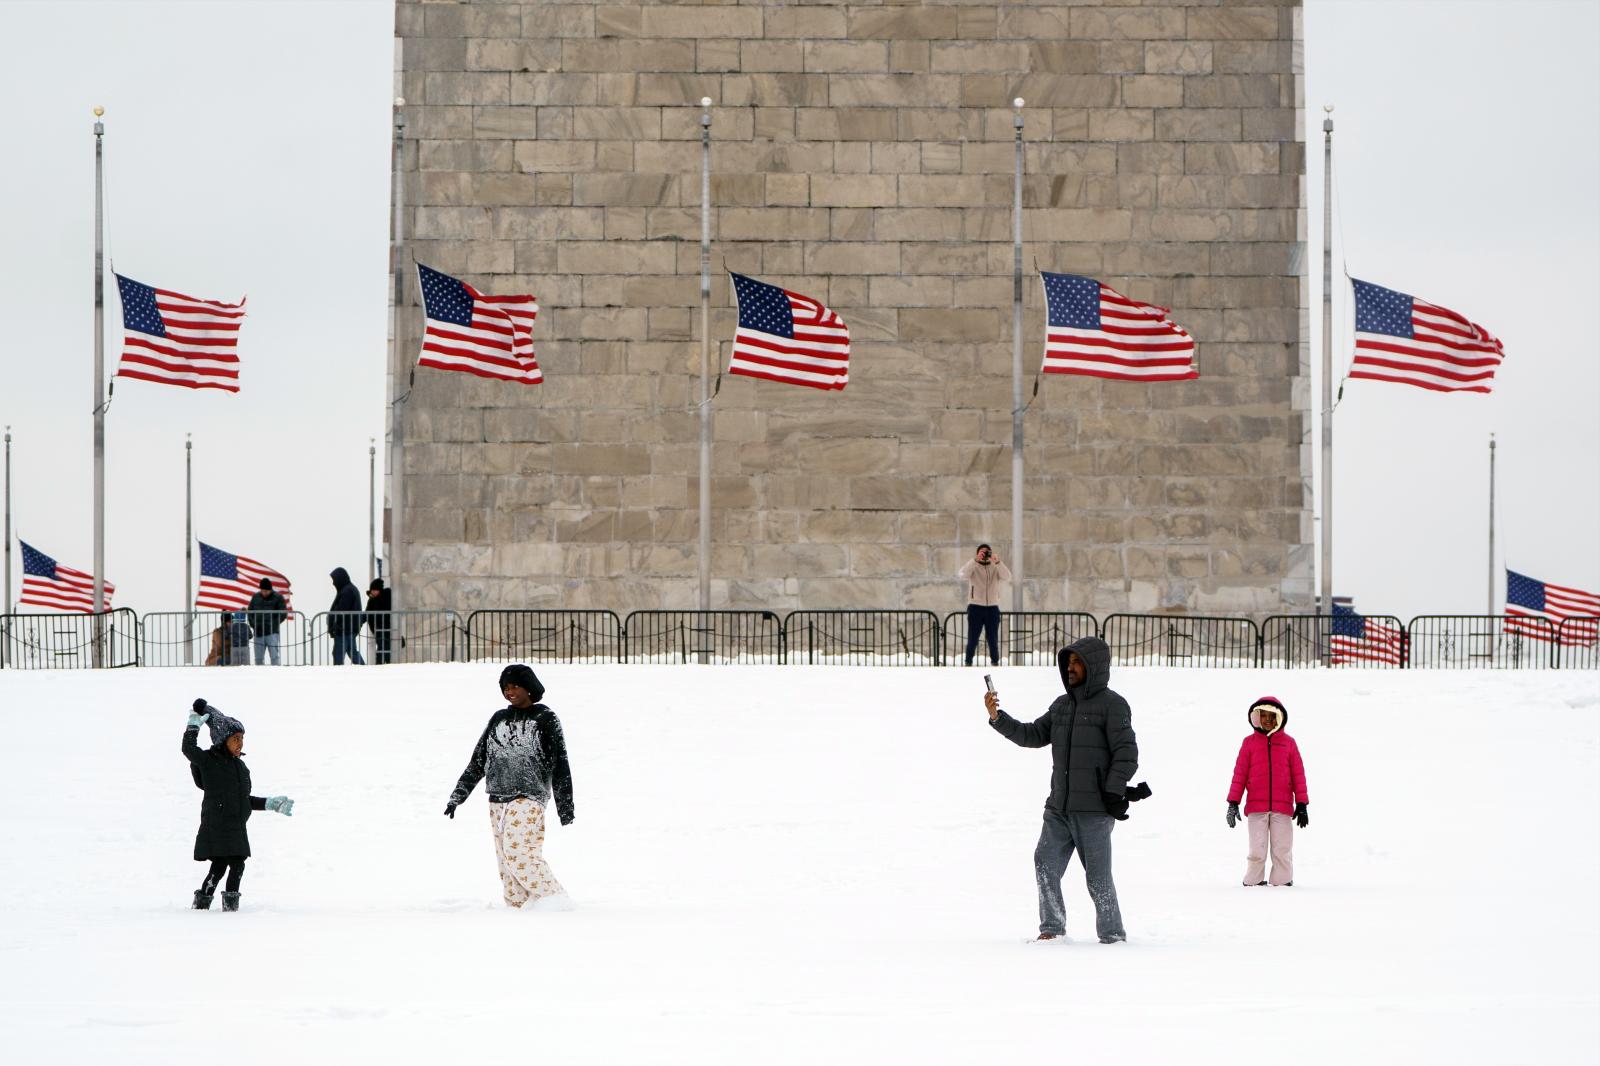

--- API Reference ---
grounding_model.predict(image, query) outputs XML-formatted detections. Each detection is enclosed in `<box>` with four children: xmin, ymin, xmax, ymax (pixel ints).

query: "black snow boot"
<box><xmin>220</xmin><ymin>892</ymin><xmax>241</xmax><ymax>912</ymax></box>
<box><xmin>192</xmin><ymin>890</ymin><xmax>214</xmax><ymax>910</ymax></box>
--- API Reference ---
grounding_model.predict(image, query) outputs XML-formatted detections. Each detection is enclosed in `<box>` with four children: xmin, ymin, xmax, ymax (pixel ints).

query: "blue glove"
<box><xmin>265</xmin><ymin>796</ymin><xmax>294</xmax><ymax>816</ymax></box>
<box><xmin>186</xmin><ymin>713</ymin><xmax>209</xmax><ymax>728</ymax></box>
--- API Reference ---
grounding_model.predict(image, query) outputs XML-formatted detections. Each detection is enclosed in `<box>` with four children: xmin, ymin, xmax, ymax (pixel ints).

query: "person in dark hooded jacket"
<box><xmin>182</xmin><ymin>700</ymin><xmax>294</xmax><ymax>911</ymax></box>
<box><xmin>327</xmin><ymin>567</ymin><xmax>365</xmax><ymax>665</ymax></box>
<box><xmin>985</xmin><ymin>635</ymin><xmax>1139</xmax><ymax>943</ymax></box>
<box><xmin>444</xmin><ymin>664</ymin><xmax>575</xmax><ymax>909</ymax></box>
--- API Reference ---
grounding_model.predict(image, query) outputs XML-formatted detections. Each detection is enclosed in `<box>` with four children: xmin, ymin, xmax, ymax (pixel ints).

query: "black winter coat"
<box><xmin>246</xmin><ymin>591</ymin><xmax>289</xmax><ymax>636</ymax></box>
<box><xmin>990</xmin><ymin>635</ymin><xmax>1139</xmax><ymax>816</ymax></box>
<box><xmin>183</xmin><ymin>725</ymin><xmax>265</xmax><ymax>859</ymax></box>
<box><xmin>364</xmin><ymin>588</ymin><xmax>392</xmax><ymax>636</ymax></box>
<box><xmin>448</xmin><ymin>705</ymin><xmax>575</xmax><ymax>824</ymax></box>
<box><xmin>328</xmin><ymin>568</ymin><xmax>362</xmax><ymax>635</ymax></box>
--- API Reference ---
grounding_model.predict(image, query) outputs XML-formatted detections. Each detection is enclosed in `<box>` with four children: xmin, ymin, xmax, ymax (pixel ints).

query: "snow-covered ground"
<box><xmin>1</xmin><ymin>663</ymin><xmax>1596</xmax><ymax>1064</ymax></box>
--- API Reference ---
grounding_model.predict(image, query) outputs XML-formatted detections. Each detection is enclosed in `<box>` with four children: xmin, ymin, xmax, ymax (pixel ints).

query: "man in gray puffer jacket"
<box><xmin>444</xmin><ymin>664</ymin><xmax>575</xmax><ymax>908</ymax></box>
<box><xmin>985</xmin><ymin>635</ymin><xmax>1138</xmax><ymax>943</ymax></box>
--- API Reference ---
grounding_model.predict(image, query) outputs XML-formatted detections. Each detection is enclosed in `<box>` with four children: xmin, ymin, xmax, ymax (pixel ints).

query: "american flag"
<box><xmin>114</xmin><ymin>274</ymin><xmax>245</xmax><ymax>392</ymax></box>
<box><xmin>1505</xmin><ymin>569</ymin><xmax>1600</xmax><ymax>646</ymax></box>
<box><xmin>18</xmin><ymin>541</ymin><xmax>114</xmax><ymax>613</ymax></box>
<box><xmin>416</xmin><ymin>264</ymin><xmax>541</xmax><ymax>385</ymax></box>
<box><xmin>1350</xmin><ymin>278</ymin><xmax>1504</xmax><ymax>394</ymax></box>
<box><xmin>1330</xmin><ymin>603</ymin><xmax>1406</xmax><ymax>666</ymax></box>
<box><xmin>197</xmin><ymin>542</ymin><xmax>293</xmax><ymax>612</ymax></box>
<box><xmin>728</xmin><ymin>273</ymin><xmax>850</xmax><ymax>391</ymax></box>
<box><xmin>1040</xmin><ymin>271</ymin><xmax>1198</xmax><ymax>382</ymax></box>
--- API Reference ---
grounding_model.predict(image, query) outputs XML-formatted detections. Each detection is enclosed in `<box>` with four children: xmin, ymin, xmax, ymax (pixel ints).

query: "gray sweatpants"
<box><xmin>1034</xmin><ymin>808</ymin><xmax>1125</xmax><ymax>940</ymax></box>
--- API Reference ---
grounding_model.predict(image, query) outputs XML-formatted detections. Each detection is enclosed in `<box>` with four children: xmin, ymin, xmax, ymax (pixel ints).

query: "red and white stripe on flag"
<box><xmin>415</xmin><ymin>264</ymin><xmax>541</xmax><ymax>385</ymax></box>
<box><xmin>727</xmin><ymin>272</ymin><xmax>850</xmax><ymax>391</ymax></box>
<box><xmin>1349</xmin><ymin>278</ymin><xmax>1504</xmax><ymax>394</ymax></box>
<box><xmin>1040</xmin><ymin>272</ymin><xmax>1198</xmax><ymax>382</ymax></box>
<box><xmin>114</xmin><ymin>273</ymin><xmax>245</xmax><ymax>393</ymax></box>
<box><xmin>20</xmin><ymin>563</ymin><xmax>114</xmax><ymax>614</ymax></box>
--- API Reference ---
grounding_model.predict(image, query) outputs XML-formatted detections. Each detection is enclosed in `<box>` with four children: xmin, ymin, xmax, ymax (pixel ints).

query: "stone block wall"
<box><xmin>391</xmin><ymin>0</ymin><xmax>1312</xmax><ymax>617</ymax></box>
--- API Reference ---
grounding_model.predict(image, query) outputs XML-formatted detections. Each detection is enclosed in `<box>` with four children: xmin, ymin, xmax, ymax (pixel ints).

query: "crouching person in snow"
<box><xmin>444</xmin><ymin>665</ymin><xmax>575</xmax><ymax>909</ymax></box>
<box><xmin>1226</xmin><ymin>697</ymin><xmax>1309</xmax><ymax>887</ymax></box>
<box><xmin>182</xmin><ymin>700</ymin><xmax>294</xmax><ymax>911</ymax></box>
<box><xmin>985</xmin><ymin>636</ymin><xmax>1139</xmax><ymax>944</ymax></box>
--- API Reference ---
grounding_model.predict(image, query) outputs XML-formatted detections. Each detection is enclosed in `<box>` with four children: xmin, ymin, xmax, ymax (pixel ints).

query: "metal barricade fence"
<box><xmin>467</xmin><ymin>610</ymin><xmax>624</xmax><ymax>663</ymax></box>
<box><xmin>942</xmin><ymin>611</ymin><xmax>1100</xmax><ymax>667</ymax></box>
<box><xmin>305</xmin><ymin>610</ymin><xmax>463</xmax><ymax>665</ymax></box>
<box><xmin>1405</xmin><ymin>615</ymin><xmax>1556</xmax><ymax>669</ymax></box>
<box><xmin>139</xmin><ymin>610</ymin><xmax>314</xmax><ymax>667</ymax></box>
<box><xmin>1260</xmin><ymin>615</ymin><xmax>1409</xmax><ymax>668</ymax></box>
<box><xmin>1102</xmin><ymin>614</ymin><xmax>1262</xmax><ymax>668</ymax></box>
<box><xmin>622</xmin><ymin>610</ymin><xmax>784</xmax><ymax>664</ymax></box>
<box><xmin>1556</xmin><ymin>617</ymin><xmax>1600</xmax><ymax>670</ymax></box>
<box><xmin>0</xmin><ymin>609</ymin><xmax>140</xmax><ymax>669</ymax></box>
<box><xmin>783</xmin><ymin>610</ymin><xmax>942</xmax><ymax>666</ymax></box>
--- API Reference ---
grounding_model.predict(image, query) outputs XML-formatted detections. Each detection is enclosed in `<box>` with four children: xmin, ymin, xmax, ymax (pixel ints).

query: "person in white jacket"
<box><xmin>958</xmin><ymin>543</ymin><xmax>1011</xmax><ymax>666</ymax></box>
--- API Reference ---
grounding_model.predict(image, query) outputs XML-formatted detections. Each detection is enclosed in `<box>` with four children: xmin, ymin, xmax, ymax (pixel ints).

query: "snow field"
<box><xmin>1</xmin><ymin>663</ymin><xmax>1596</xmax><ymax>1064</ymax></box>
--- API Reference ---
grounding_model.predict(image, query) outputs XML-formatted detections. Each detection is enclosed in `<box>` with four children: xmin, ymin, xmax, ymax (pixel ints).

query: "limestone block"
<box><xmin>1185</xmin><ymin>143</ymin><xmax>1279</xmax><ymax>175</ymax></box>
<box><xmin>1242</xmin><ymin>109</ymin><xmax>1296</xmax><ymax>141</ymax></box>
<box><xmin>1188</xmin><ymin>8</ymin><xmax>1282</xmax><ymax>43</ymax></box>
<box><xmin>1213</xmin><ymin>41</ymin><xmax>1294</xmax><ymax>75</ymax></box>
<box><xmin>898</xmin><ymin>109</ymin><xmax>983</xmax><ymax>142</ymax></box>
<box><xmin>850</xmin><ymin>544</ymin><xmax>930</xmax><ymax>578</ymax></box>
<box><xmin>1184</xmin><ymin>74</ymin><xmax>1282</xmax><ymax>109</ymax></box>
<box><xmin>890</xmin><ymin>40</ymin><xmax>931</xmax><ymax>73</ymax></box>
<box><xmin>829</xmin><ymin>75</ymin><xmax>963</xmax><ymax>109</ymax></box>
<box><xmin>411</xmin><ymin>106</ymin><xmax>474</xmax><ymax>140</ymax></box>
<box><xmin>1145</xmin><ymin>41</ymin><xmax>1212</xmax><ymax>75</ymax></box>
<box><xmin>1087</xmin><ymin>108</ymin><xmax>1154</xmax><ymax>142</ymax></box>
<box><xmin>639</xmin><ymin>6</ymin><xmax>762</xmax><ymax>40</ymax></box>
<box><xmin>1070</xmin><ymin>7</ymin><xmax>1186</xmax><ymax>40</ymax></box>
<box><xmin>931</xmin><ymin>41</ymin><xmax>1030</xmax><ymax>73</ymax></box>
<box><xmin>1027</xmin><ymin>41</ymin><xmax>1100</xmax><ymax>74</ymax></box>
<box><xmin>804</xmin><ymin>40</ymin><xmax>889</xmax><ymax>74</ymax></box>
<box><xmin>900</xmin><ymin>308</ymin><xmax>1002</xmax><ymax>343</ymax></box>
<box><xmin>847</xmin><ymin>7</ymin><xmax>960</xmax><ymax>40</ymax></box>
<box><xmin>467</xmin><ymin>39</ymin><xmax>561</xmax><ymax>74</ymax></box>
<box><xmin>1155</xmin><ymin>109</ymin><xmax>1242</xmax><ymax>142</ymax></box>
<box><xmin>562</xmin><ymin>39</ymin><xmax>693</xmax><ymax>73</ymax></box>
<box><xmin>409</xmin><ymin>37</ymin><xmax>467</xmax><ymax>73</ymax></box>
<box><xmin>506</xmin><ymin>73</ymin><xmax>598</xmax><ymax>107</ymax></box>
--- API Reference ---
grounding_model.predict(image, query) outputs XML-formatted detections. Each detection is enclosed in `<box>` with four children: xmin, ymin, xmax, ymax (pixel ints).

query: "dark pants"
<box><xmin>964</xmin><ymin>604</ymin><xmax>1000</xmax><ymax>666</ymax></box>
<box><xmin>332</xmin><ymin>633</ymin><xmax>365</xmax><ymax>665</ymax></box>
<box><xmin>373</xmin><ymin>629</ymin><xmax>392</xmax><ymax>665</ymax></box>
<box><xmin>200</xmin><ymin>856</ymin><xmax>246</xmax><ymax>894</ymax></box>
<box><xmin>1034</xmin><ymin>808</ymin><xmax>1125</xmax><ymax>940</ymax></box>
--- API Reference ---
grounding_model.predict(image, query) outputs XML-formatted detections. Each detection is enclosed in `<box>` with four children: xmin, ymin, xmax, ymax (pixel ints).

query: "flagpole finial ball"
<box><xmin>1013</xmin><ymin>98</ymin><xmax>1024</xmax><ymax>108</ymax></box>
<box><xmin>700</xmin><ymin>97</ymin><xmax>712</xmax><ymax>108</ymax></box>
<box><xmin>93</xmin><ymin>106</ymin><xmax>104</xmax><ymax>117</ymax></box>
<box><xmin>1323</xmin><ymin>104</ymin><xmax>1333</xmax><ymax>113</ymax></box>
<box><xmin>394</xmin><ymin>97</ymin><xmax>405</xmax><ymax>108</ymax></box>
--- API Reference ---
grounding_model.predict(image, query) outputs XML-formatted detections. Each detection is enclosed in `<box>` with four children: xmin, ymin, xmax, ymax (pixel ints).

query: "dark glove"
<box><xmin>1226</xmin><ymin>802</ymin><xmax>1240</xmax><ymax>829</ymax></box>
<box><xmin>1124</xmin><ymin>781</ymin><xmax>1152</xmax><ymax>803</ymax></box>
<box><xmin>444</xmin><ymin>801</ymin><xmax>458</xmax><ymax>820</ymax></box>
<box><xmin>560</xmin><ymin>813</ymin><xmax>574</xmax><ymax>827</ymax></box>
<box><xmin>1294</xmin><ymin>802</ymin><xmax>1308</xmax><ymax>829</ymax></box>
<box><xmin>1103</xmin><ymin>792</ymin><xmax>1130</xmax><ymax>821</ymax></box>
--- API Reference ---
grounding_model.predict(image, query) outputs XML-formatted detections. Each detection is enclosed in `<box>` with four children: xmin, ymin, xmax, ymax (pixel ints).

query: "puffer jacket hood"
<box><xmin>1248</xmin><ymin>696</ymin><xmax>1288</xmax><ymax>735</ymax></box>
<box><xmin>1058</xmin><ymin>636</ymin><xmax>1112</xmax><ymax>698</ymax></box>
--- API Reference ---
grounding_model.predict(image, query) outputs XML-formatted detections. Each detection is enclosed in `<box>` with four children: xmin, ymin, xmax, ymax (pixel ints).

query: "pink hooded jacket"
<box><xmin>1226</xmin><ymin>696</ymin><xmax>1309</xmax><ymax>816</ymax></box>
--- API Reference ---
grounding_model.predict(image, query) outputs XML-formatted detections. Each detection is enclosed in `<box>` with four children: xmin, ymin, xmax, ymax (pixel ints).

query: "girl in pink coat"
<box><xmin>1225</xmin><ymin>696</ymin><xmax>1309</xmax><ymax>886</ymax></box>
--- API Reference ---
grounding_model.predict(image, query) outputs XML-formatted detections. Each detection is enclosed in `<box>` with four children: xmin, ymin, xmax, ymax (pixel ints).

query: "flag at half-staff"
<box><xmin>1040</xmin><ymin>271</ymin><xmax>1198</xmax><ymax>382</ymax></box>
<box><xmin>1329</xmin><ymin>603</ymin><xmax>1406</xmax><ymax>665</ymax></box>
<box><xmin>727</xmin><ymin>272</ymin><xmax>849</xmax><ymax>390</ymax></box>
<box><xmin>1505</xmin><ymin>569</ymin><xmax>1600</xmax><ymax>646</ymax></box>
<box><xmin>1349</xmin><ymin>278</ymin><xmax>1504</xmax><ymax>394</ymax></box>
<box><xmin>114</xmin><ymin>274</ymin><xmax>245</xmax><ymax>392</ymax></box>
<box><xmin>196</xmin><ymin>541</ymin><xmax>293</xmax><ymax>611</ymax></box>
<box><xmin>415</xmin><ymin>264</ymin><xmax>540</xmax><ymax>384</ymax></box>
<box><xmin>19</xmin><ymin>540</ymin><xmax>114</xmax><ymax>612</ymax></box>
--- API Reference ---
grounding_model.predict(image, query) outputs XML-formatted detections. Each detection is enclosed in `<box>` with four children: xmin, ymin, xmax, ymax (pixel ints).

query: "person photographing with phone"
<box><xmin>959</xmin><ymin>543</ymin><xmax>1011</xmax><ymax>667</ymax></box>
<box><xmin>985</xmin><ymin>637</ymin><xmax>1144</xmax><ymax>944</ymax></box>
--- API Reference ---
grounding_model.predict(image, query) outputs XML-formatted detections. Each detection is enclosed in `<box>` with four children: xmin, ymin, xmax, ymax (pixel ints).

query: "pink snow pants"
<box><xmin>1244</xmin><ymin>812</ymin><xmax>1294</xmax><ymax>886</ymax></box>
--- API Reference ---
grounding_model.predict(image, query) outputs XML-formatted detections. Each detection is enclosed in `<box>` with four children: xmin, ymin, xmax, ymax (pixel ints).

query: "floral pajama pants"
<box><xmin>488</xmin><ymin>797</ymin><xmax>565</xmax><ymax>907</ymax></box>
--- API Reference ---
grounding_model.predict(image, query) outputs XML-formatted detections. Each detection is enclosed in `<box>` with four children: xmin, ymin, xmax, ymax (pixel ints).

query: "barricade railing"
<box><xmin>467</xmin><ymin>610</ymin><xmax>624</xmax><ymax>663</ymax></box>
<box><xmin>623</xmin><ymin>610</ymin><xmax>783</xmax><ymax>664</ymax></box>
<box><xmin>1556</xmin><ymin>617</ymin><xmax>1600</xmax><ymax>669</ymax></box>
<box><xmin>783</xmin><ymin>610</ymin><xmax>942</xmax><ymax>666</ymax></box>
<box><xmin>305</xmin><ymin>610</ymin><xmax>463</xmax><ymax>665</ymax></box>
<box><xmin>139</xmin><ymin>610</ymin><xmax>314</xmax><ymax>667</ymax></box>
<box><xmin>1102</xmin><ymin>614</ymin><xmax>1262</xmax><ymax>668</ymax></box>
<box><xmin>942</xmin><ymin>611</ymin><xmax>1100</xmax><ymax>667</ymax></box>
<box><xmin>0</xmin><ymin>609</ymin><xmax>140</xmax><ymax>669</ymax></box>
<box><xmin>1260</xmin><ymin>615</ymin><xmax>1409</xmax><ymax>668</ymax></box>
<box><xmin>1405</xmin><ymin>615</ymin><xmax>1556</xmax><ymax>669</ymax></box>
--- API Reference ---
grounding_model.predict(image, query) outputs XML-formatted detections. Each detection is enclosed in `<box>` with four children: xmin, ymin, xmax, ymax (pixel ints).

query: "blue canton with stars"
<box><xmin>115</xmin><ymin>274</ymin><xmax>167</xmax><ymax>338</ymax></box>
<box><xmin>1331</xmin><ymin>602</ymin><xmax>1370</xmax><ymax>637</ymax></box>
<box><xmin>732</xmin><ymin>273</ymin><xmax>795</xmax><ymax>338</ymax></box>
<box><xmin>1042</xmin><ymin>272</ymin><xmax>1101</xmax><ymax>330</ymax></box>
<box><xmin>199</xmin><ymin>542</ymin><xmax>240</xmax><ymax>581</ymax></box>
<box><xmin>1352</xmin><ymin>278</ymin><xmax>1415</xmax><ymax>339</ymax></box>
<box><xmin>20</xmin><ymin>541</ymin><xmax>58</xmax><ymax>579</ymax></box>
<box><xmin>417</xmin><ymin>264</ymin><xmax>475</xmax><ymax>327</ymax></box>
<box><xmin>1506</xmin><ymin>569</ymin><xmax>1546</xmax><ymax>612</ymax></box>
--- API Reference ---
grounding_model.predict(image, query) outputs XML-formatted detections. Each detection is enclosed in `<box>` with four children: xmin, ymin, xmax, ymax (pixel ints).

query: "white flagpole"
<box><xmin>184</xmin><ymin>433</ymin><xmax>193</xmax><ymax>664</ymax></box>
<box><xmin>698</xmin><ymin>96</ymin><xmax>713</xmax><ymax>618</ymax></box>
<box><xmin>1319</xmin><ymin>105</ymin><xmax>1334</xmax><ymax>663</ymax></box>
<box><xmin>92</xmin><ymin>108</ymin><xmax>107</xmax><ymax>667</ymax></box>
<box><xmin>1487</xmin><ymin>433</ymin><xmax>1496</xmax><ymax>615</ymax></box>
<box><xmin>369</xmin><ymin>438</ymin><xmax>377</xmax><ymax>586</ymax></box>
<box><xmin>388</xmin><ymin>99</ymin><xmax>407</xmax><ymax>627</ymax></box>
<box><xmin>1011</xmin><ymin>97</ymin><xmax>1025</xmax><ymax>616</ymax></box>
<box><xmin>3</xmin><ymin>425</ymin><xmax>10</xmax><ymax>667</ymax></box>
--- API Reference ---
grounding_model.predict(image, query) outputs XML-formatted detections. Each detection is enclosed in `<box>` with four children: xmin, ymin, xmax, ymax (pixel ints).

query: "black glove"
<box><xmin>1294</xmin><ymin>802</ymin><xmax>1308</xmax><ymax>829</ymax></box>
<box><xmin>1226</xmin><ymin>802</ymin><xmax>1240</xmax><ymax>829</ymax></box>
<box><xmin>560</xmin><ymin>813</ymin><xmax>574</xmax><ymax>827</ymax></box>
<box><xmin>1124</xmin><ymin>781</ymin><xmax>1152</xmax><ymax>803</ymax></box>
<box><xmin>1103</xmin><ymin>792</ymin><xmax>1130</xmax><ymax>820</ymax></box>
<box><xmin>444</xmin><ymin>801</ymin><xmax>458</xmax><ymax>820</ymax></box>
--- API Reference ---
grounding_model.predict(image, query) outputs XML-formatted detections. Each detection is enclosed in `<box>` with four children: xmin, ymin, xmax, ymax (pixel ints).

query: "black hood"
<box><xmin>498</xmin><ymin>663</ymin><xmax>545</xmax><ymax>703</ymax></box>
<box><xmin>1058</xmin><ymin>636</ymin><xmax>1111</xmax><ymax>697</ymax></box>
<box><xmin>330</xmin><ymin>567</ymin><xmax>352</xmax><ymax>589</ymax></box>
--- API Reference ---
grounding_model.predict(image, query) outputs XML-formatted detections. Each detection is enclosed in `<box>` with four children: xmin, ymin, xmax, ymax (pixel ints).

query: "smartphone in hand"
<box><xmin>984</xmin><ymin>674</ymin><xmax>995</xmax><ymax>693</ymax></box>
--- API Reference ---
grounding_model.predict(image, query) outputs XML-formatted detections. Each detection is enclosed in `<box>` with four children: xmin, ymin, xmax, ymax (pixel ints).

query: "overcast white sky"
<box><xmin>0</xmin><ymin>0</ymin><xmax>1595</xmax><ymax>621</ymax></box>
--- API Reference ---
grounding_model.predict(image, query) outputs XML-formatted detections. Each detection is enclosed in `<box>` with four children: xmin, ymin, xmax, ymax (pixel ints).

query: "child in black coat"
<box><xmin>182</xmin><ymin>699</ymin><xmax>295</xmax><ymax>911</ymax></box>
